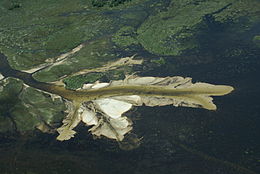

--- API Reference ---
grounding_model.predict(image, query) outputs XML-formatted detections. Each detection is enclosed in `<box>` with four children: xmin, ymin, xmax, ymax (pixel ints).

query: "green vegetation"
<box><xmin>0</xmin><ymin>78</ymin><xmax>24</xmax><ymax>132</ymax></box>
<box><xmin>63</xmin><ymin>73</ymin><xmax>104</xmax><ymax>90</ymax></box>
<box><xmin>0</xmin><ymin>0</ymin><xmax>117</xmax><ymax>70</ymax></box>
<box><xmin>0</xmin><ymin>78</ymin><xmax>65</xmax><ymax>132</ymax></box>
<box><xmin>11</xmin><ymin>87</ymin><xmax>65</xmax><ymax>132</ymax></box>
<box><xmin>63</xmin><ymin>68</ymin><xmax>129</xmax><ymax>90</ymax></box>
<box><xmin>104</xmin><ymin>68</ymin><xmax>127</xmax><ymax>81</ymax></box>
<box><xmin>137</xmin><ymin>0</ymin><xmax>235</xmax><ymax>56</ymax></box>
<box><xmin>112</xmin><ymin>26</ymin><xmax>139</xmax><ymax>48</ymax></box>
<box><xmin>0</xmin><ymin>78</ymin><xmax>23</xmax><ymax>114</ymax></box>
<box><xmin>137</xmin><ymin>0</ymin><xmax>260</xmax><ymax>56</ymax></box>
<box><xmin>33</xmin><ymin>37</ymin><xmax>117</xmax><ymax>82</ymax></box>
<box><xmin>253</xmin><ymin>35</ymin><xmax>260</xmax><ymax>47</ymax></box>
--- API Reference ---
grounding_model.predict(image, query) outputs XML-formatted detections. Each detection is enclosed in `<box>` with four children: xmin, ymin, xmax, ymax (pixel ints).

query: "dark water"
<box><xmin>1</xmin><ymin>12</ymin><xmax>260</xmax><ymax>174</ymax></box>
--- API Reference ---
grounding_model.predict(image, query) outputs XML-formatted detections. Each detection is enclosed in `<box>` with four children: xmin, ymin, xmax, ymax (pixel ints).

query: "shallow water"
<box><xmin>0</xmin><ymin>1</ymin><xmax>260</xmax><ymax>174</ymax></box>
<box><xmin>1</xmin><ymin>40</ymin><xmax>259</xmax><ymax>174</ymax></box>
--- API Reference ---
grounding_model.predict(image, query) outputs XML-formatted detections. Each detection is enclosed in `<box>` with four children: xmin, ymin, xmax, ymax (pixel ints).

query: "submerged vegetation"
<box><xmin>92</xmin><ymin>0</ymin><xmax>132</xmax><ymax>7</ymax></box>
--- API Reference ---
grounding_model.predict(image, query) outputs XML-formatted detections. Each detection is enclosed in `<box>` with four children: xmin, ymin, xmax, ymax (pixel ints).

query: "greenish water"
<box><xmin>0</xmin><ymin>0</ymin><xmax>260</xmax><ymax>174</ymax></box>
